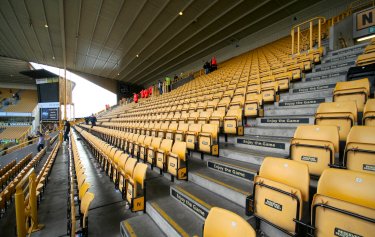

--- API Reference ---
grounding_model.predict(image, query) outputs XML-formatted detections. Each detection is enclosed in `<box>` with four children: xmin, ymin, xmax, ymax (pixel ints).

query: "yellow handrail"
<box><xmin>291</xmin><ymin>16</ymin><xmax>326</xmax><ymax>55</ymax></box>
<box><xmin>15</xmin><ymin>168</ymin><xmax>44</xmax><ymax>237</ymax></box>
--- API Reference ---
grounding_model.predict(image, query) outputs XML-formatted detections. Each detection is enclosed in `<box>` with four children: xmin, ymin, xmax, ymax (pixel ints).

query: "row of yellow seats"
<box><xmin>103</xmin><ymin>108</ymin><xmax>244</xmax><ymax>136</ymax></box>
<box><xmin>68</xmin><ymin>134</ymin><xmax>94</xmax><ymax>237</ymax></box>
<box><xmin>75</xmin><ymin>127</ymin><xmax>148</xmax><ymax>212</ymax></box>
<box><xmin>80</xmin><ymin>124</ymin><xmax>189</xmax><ymax>181</ymax></box>
<box><xmin>291</xmin><ymin>124</ymin><xmax>375</xmax><ymax>177</ymax></box>
<box><xmin>247</xmin><ymin>157</ymin><xmax>375</xmax><ymax>237</ymax></box>
<box><xmin>356</xmin><ymin>39</ymin><xmax>375</xmax><ymax>66</ymax></box>
<box><xmin>0</xmin><ymin>150</ymin><xmax>45</xmax><ymax>213</ymax></box>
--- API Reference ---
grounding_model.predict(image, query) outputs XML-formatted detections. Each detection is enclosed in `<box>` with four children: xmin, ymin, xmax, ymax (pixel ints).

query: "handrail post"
<box><xmin>309</xmin><ymin>21</ymin><xmax>313</xmax><ymax>50</ymax></box>
<box><xmin>291</xmin><ymin>29</ymin><xmax>294</xmax><ymax>55</ymax></box>
<box><xmin>318</xmin><ymin>19</ymin><xmax>322</xmax><ymax>48</ymax></box>
<box><xmin>297</xmin><ymin>26</ymin><xmax>300</xmax><ymax>53</ymax></box>
<box><xmin>29</xmin><ymin>172</ymin><xmax>39</xmax><ymax>230</ymax></box>
<box><xmin>15</xmin><ymin>185</ymin><xmax>26</xmax><ymax>237</ymax></box>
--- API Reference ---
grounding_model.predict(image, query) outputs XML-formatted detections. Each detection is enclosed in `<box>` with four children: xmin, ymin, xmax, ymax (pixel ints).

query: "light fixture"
<box><xmin>136</xmin><ymin>54</ymin><xmax>139</xmax><ymax>58</ymax></box>
<box><xmin>179</xmin><ymin>11</ymin><xmax>183</xmax><ymax>16</ymax></box>
<box><xmin>10</xmin><ymin>74</ymin><xmax>13</xmax><ymax>77</ymax></box>
<box><xmin>44</xmin><ymin>24</ymin><xmax>48</xmax><ymax>28</ymax></box>
<box><xmin>357</xmin><ymin>34</ymin><xmax>375</xmax><ymax>42</ymax></box>
<box><xmin>117</xmin><ymin>73</ymin><xmax>120</xmax><ymax>76</ymax></box>
<box><xmin>52</xmin><ymin>56</ymin><xmax>55</xmax><ymax>60</ymax></box>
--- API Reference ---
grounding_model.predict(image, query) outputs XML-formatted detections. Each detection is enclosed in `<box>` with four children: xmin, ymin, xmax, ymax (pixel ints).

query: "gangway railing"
<box><xmin>291</xmin><ymin>16</ymin><xmax>326</xmax><ymax>55</ymax></box>
<box><xmin>15</xmin><ymin>168</ymin><xmax>44</xmax><ymax>237</ymax></box>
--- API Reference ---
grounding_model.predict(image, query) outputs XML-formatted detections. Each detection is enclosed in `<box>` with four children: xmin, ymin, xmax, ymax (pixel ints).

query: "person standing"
<box><xmin>203</xmin><ymin>61</ymin><xmax>210</xmax><ymax>74</ymax></box>
<box><xmin>165</xmin><ymin>76</ymin><xmax>171</xmax><ymax>92</ymax></box>
<box><xmin>210</xmin><ymin>56</ymin><xmax>217</xmax><ymax>72</ymax></box>
<box><xmin>64</xmin><ymin>120</ymin><xmax>71</xmax><ymax>142</ymax></box>
<box><xmin>158</xmin><ymin>80</ymin><xmax>163</xmax><ymax>95</ymax></box>
<box><xmin>90</xmin><ymin>114</ymin><xmax>97</xmax><ymax>128</ymax></box>
<box><xmin>37</xmin><ymin>131</ymin><xmax>45</xmax><ymax>152</ymax></box>
<box><xmin>133</xmin><ymin>92</ymin><xmax>139</xmax><ymax>103</ymax></box>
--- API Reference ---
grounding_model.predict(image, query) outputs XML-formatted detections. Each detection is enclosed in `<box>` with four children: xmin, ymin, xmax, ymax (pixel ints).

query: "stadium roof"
<box><xmin>0</xmin><ymin>0</ymin><xmax>320</xmax><ymax>86</ymax></box>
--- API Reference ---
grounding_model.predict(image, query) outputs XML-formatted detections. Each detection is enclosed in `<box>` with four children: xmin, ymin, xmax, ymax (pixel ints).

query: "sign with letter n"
<box><xmin>354</xmin><ymin>7</ymin><xmax>375</xmax><ymax>39</ymax></box>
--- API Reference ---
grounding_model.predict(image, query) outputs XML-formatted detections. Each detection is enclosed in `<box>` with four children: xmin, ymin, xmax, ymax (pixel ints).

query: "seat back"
<box><xmin>160</xmin><ymin>139</ymin><xmax>173</xmax><ymax>153</ymax></box>
<box><xmin>124</xmin><ymin>158</ymin><xmax>137</xmax><ymax>178</ymax></box>
<box><xmin>150</xmin><ymin>137</ymin><xmax>162</xmax><ymax>149</ymax></box>
<box><xmin>312</xmin><ymin>169</ymin><xmax>375</xmax><ymax>237</ymax></box>
<box><xmin>291</xmin><ymin>125</ymin><xmax>339</xmax><ymax>176</ymax></box>
<box><xmin>79</xmin><ymin>182</ymin><xmax>90</xmax><ymax>200</ymax></box>
<box><xmin>143</xmin><ymin>136</ymin><xmax>153</xmax><ymax>146</ymax></box>
<box><xmin>363</xmin><ymin>99</ymin><xmax>375</xmax><ymax>126</ymax></box>
<box><xmin>201</xmin><ymin>124</ymin><xmax>218</xmax><ymax>140</ymax></box>
<box><xmin>203</xmin><ymin>207</ymin><xmax>256</xmax><ymax>237</ymax></box>
<box><xmin>253</xmin><ymin>157</ymin><xmax>309</xmax><ymax>234</ymax></box>
<box><xmin>80</xmin><ymin>192</ymin><xmax>95</xmax><ymax>228</ymax></box>
<box><xmin>315</xmin><ymin>102</ymin><xmax>357</xmax><ymax>141</ymax></box>
<box><xmin>333</xmin><ymin>78</ymin><xmax>370</xmax><ymax>112</ymax></box>
<box><xmin>345</xmin><ymin>126</ymin><xmax>375</xmax><ymax>174</ymax></box>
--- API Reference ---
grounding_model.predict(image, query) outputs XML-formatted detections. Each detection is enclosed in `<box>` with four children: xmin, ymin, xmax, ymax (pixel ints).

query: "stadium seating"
<box><xmin>333</xmin><ymin>78</ymin><xmax>370</xmax><ymax>112</ymax></box>
<box><xmin>344</xmin><ymin>126</ymin><xmax>375</xmax><ymax>174</ymax></box>
<box><xmin>247</xmin><ymin>157</ymin><xmax>309</xmax><ymax>236</ymax></box>
<box><xmin>310</xmin><ymin>169</ymin><xmax>375</xmax><ymax>236</ymax></box>
<box><xmin>290</xmin><ymin>125</ymin><xmax>339</xmax><ymax>177</ymax></box>
<box><xmin>0</xmin><ymin>126</ymin><xmax>31</xmax><ymax>141</ymax></box>
<box><xmin>363</xmin><ymin>99</ymin><xmax>375</xmax><ymax>126</ymax></box>
<box><xmin>315</xmin><ymin>102</ymin><xmax>357</xmax><ymax>141</ymax></box>
<box><xmin>202</xmin><ymin>207</ymin><xmax>256</xmax><ymax>237</ymax></box>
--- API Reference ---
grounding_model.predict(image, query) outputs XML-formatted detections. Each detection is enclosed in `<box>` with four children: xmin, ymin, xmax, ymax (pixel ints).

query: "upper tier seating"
<box><xmin>5</xmin><ymin>90</ymin><xmax>37</xmax><ymax>113</ymax></box>
<box><xmin>0</xmin><ymin>126</ymin><xmax>30</xmax><ymax>140</ymax></box>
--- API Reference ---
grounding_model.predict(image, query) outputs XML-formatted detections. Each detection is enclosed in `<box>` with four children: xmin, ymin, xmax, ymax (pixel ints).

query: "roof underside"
<box><xmin>0</xmin><ymin>0</ymin><xmax>322</xmax><ymax>86</ymax></box>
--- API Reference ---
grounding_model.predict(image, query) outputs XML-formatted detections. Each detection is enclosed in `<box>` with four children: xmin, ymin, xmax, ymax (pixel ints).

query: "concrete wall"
<box><xmin>161</xmin><ymin>0</ymin><xmax>355</xmax><ymax>85</ymax></box>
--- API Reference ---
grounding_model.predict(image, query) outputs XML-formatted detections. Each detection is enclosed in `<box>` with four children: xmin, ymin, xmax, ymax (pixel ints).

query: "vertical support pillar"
<box><xmin>291</xmin><ymin>29</ymin><xmax>294</xmax><ymax>55</ymax></box>
<box><xmin>297</xmin><ymin>27</ymin><xmax>300</xmax><ymax>54</ymax></box>
<box><xmin>309</xmin><ymin>21</ymin><xmax>313</xmax><ymax>51</ymax></box>
<box><xmin>318</xmin><ymin>19</ymin><xmax>322</xmax><ymax>48</ymax></box>
<box><xmin>15</xmin><ymin>187</ymin><xmax>26</xmax><ymax>237</ymax></box>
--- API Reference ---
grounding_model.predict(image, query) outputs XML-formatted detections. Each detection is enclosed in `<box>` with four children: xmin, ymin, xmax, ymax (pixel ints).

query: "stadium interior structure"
<box><xmin>0</xmin><ymin>0</ymin><xmax>375</xmax><ymax>236</ymax></box>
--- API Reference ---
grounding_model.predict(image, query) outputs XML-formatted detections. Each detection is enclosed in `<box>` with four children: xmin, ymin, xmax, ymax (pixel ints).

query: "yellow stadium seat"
<box><xmin>333</xmin><ymin>78</ymin><xmax>370</xmax><ymax>112</ymax></box>
<box><xmin>185</xmin><ymin>124</ymin><xmax>202</xmax><ymax>150</ymax></box>
<box><xmin>291</xmin><ymin>125</ymin><xmax>339</xmax><ymax>176</ymax></box>
<box><xmin>175</xmin><ymin>123</ymin><xmax>189</xmax><ymax>142</ymax></box>
<box><xmin>158</xmin><ymin>122</ymin><xmax>170</xmax><ymax>138</ymax></box>
<box><xmin>197</xmin><ymin>111</ymin><xmax>212</xmax><ymax>124</ymax></box>
<box><xmin>344</xmin><ymin>126</ymin><xmax>375</xmax><ymax>174</ymax></box>
<box><xmin>356</xmin><ymin>52</ymin><xmax>375</xmax><ymax>66</ymax></box>
<box><xmin>126</xmin><ymin>163</ymin><xmax>147</xmax><ymax>212</ymax></box>
<box><xmin>166</xmin><ymin>122</ymin><xmax>178</xmax><ymax>140</ymax></box>
<box><xmin>147</xmin><ymin>137</ymin><xmax>162</xmax><ymax>168</ymax></box>
<box><xmin>167</xmin><ymin>141</ymin><xmax>187</xmax><ymax>181</ymax></box>
<box><xmin>247</xmin><ymin>157</ymin><xmax>309</xmax><ymax>236</ymax></box>
<box><xmin>363</xmin><ymin>99</ymin><xmax>375</xmax><ymax>126</ymax></box>
<box><xmin>198</xmin><ymin>124</ymin><xmax>219</xmax><ymax>157</ymax></box>
<box><xmin>133</xmin><ymin>135</ymin><xmax>146</xmax><ymax>159</ymax></box>
<box><xmin>139</xmin><ymin>136</ymin><xmax>153</xmax><ymax>162</ymax></box>
<box><xmin>224</xmin><ymin>108</ymin><xmax>244</xmax><ymax>135</ymax></box>
<box><xmin>315</xmin><ymin>102</ymin><xmax>357</xmax><ymax>141</ymax></box>
<box><xmin>156</xmin><ymin>139</ymin><xmax>173</xmax><ymax>173</ymax></box>
<box><xmin>311</xmin><ymin>169</ymin><xmax>375</xmax><ymax>237</ymax></box>
<box><xmin>209</xmin><ymin>110</ymin><xmax>225</xmax><ymax>130</ymax></box>
<box><xmin>203</xmin><ymin>207</ymin><xmax>255</xmax><ymax>237</ymax></box>
<box><xmin>244</xmin><ymin>94</ymin><xmax>263</xmax><ymax>117</ymax></box>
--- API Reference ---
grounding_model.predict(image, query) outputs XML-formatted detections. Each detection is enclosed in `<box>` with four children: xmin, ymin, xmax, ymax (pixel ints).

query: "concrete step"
<box><xmin>291</xmin><ymin>75</ymin><xmax>343</xmax><ymax>89</ymax></box>
<box><xmin>313</xmin><ymin>60</ymin><xmax>355</xmax><ymax>73</ymax></box>
<box><xmin>264</xmin><ymin>106</ymin><xmax>317</xmax><ymax>116</ymax></box>
<box><xmin>315</xmin><ymin>57</ymin><xmax>356</xmax><ymax>70</ymax></box>
<box><xmin>323</xmin><ymin>50</ymin><xmax>362</xmax><ymax>63</ymax></box>
<box><xmin>304</xmin><ymin>68</ymin><xmax>349</xmax><ymax>81</ymax></box>
<box><xmin>280</xmin><ymin>89</ymin><xmax>332</xmax><ymax>101</ymax></box>
<box><xmin>120</xmin><ymin>215</ymin><xmax>166</xmax><ymax>237</ymax></box>
<box><xmin>147</xmin><ymin>197</ymin><xmax>203</xmax><ymax>237</ymax></box>
<box><xmin>218</xmin><ymin>143</ymin><xmax>283</xmax><ymax>165</ymax></box>
<box><xmin>170</xmin><ymin>182</ymin><xmax>248</xmax><ymax>221</ymax></box>
<box><xmin>250</xmin><ymin>116</ymin><xmax>314</xmax><ymax>128</ymax></box>
<box><xmin>189</xmin><ymin>168</ymin><xmax>252</xmax><ymax>208</ymax></box>
<box><xmin>265</xmin><ymin>97</ymin><xmax>331</xmax><ymax>110</ymax></box>
<box><xmin>245</xmin><ymin>126</ymin><xmax>296</xmax><ymax>138</ymax></box>
<box><xmin>328</xmin><ymin>43</ymin><xmax>367</xmax><ymax>56</ymax></box>
<box><xmin>206</xmin><ymin>156</ymin><xmax>259</xmax><ymax>181</ymax></box>
<box><xmin>233</xmin><ymin>135</ymin><xmax>290</xmax><ymax>155</ymax></box>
